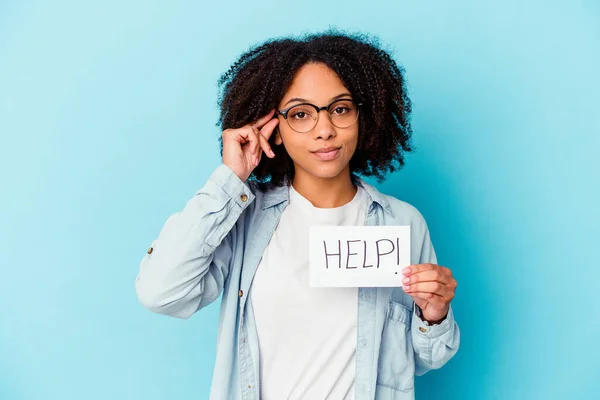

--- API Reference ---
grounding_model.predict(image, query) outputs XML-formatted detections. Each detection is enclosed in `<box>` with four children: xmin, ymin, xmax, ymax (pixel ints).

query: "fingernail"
<box><xmin>403</xmin><ymin>285</ymin><xmax>410</xmax><ymax>291</ymax></box>
<box><xmin>269</xmin><ymin>150</ymin><xmax>275</xmax><ymax>157</ymax></box>
<box><xmin>402</xmin><ymin>267</ymin><xmax>411</xmax><ymax>275</ymax></box>
<box><xmin>402</xmin><ymin>277</ymin><xmax>410</xmax><ymax>284</ymax></box>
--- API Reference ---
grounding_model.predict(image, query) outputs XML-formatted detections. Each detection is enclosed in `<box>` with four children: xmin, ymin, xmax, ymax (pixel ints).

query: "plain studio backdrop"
<box><xmin>1</xmin><ymin>1</ymin><xmax>598</xmax><ymax>399</ymax></box>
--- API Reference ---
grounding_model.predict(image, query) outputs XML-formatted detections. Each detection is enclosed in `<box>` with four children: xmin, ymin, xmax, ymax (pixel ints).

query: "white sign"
<box><xmin>309</xmin><ymin>226</ymin><xmax>411</xmax><ymax>287</ymax></box>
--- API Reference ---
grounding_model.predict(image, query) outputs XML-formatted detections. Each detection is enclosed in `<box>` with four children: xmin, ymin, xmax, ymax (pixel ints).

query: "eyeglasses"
<box><xmin>275</xmin><ymin>99</ymin><xmax>362</xmax><ymax>133</ymax></box>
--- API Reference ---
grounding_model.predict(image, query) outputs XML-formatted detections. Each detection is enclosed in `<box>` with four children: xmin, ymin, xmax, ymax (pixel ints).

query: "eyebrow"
<box><xmin>283</xmin><ymin>92</ymin><xmax>353</xmax><ymax>107</ymax></box>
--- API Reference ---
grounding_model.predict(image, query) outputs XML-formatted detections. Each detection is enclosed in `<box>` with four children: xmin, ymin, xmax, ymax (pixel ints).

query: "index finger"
<box><xmin>402</xmin><ymin>263</ymin><xmax>436</xmax><ymax>276</ymax></box>
<box><xmin>259</xmin><ymin>117</ymin><xmax>279</xmax><ymax>141</ymax></box>
<box><xmin>250</xmin><ymin>109</ymin><xmax>276</xmax><ymax>130</ymax></box>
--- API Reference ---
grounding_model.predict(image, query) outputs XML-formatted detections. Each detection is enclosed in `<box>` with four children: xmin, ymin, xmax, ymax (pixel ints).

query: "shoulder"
<box><xmin>387</xmin><ymin>194</ymin><xmax>426</xmax><ymax>223</ymax></box>
<box><xmin>370</xmin><ymin>186</ymin><xmax>438</xmax><ymax>264</ymax></box>
<box><xmin>360</xmin><ymin>181</ymin><xmax>428</xmax><ymax>228</ymax></box>
<box><xmin>245</xmin><ymin>179</ymin><xmax>289</xmax><ymax>213</ymax></box>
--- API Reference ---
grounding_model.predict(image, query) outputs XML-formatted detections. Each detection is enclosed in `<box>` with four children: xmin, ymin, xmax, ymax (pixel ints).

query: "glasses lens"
<box><xmin>287</xmin><ymin>104</ymin><xmax>318</xmax><ymax>133</ymax></box>
<box><xmin>328</xmin><ymin>100</ymin><xmax>359</xmax><ymax>128</ymax></box>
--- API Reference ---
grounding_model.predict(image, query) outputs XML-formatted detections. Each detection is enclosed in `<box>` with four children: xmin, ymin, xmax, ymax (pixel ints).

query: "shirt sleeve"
<box><xmin>135</xmin><ymin>164</ymin><xmax>254</xmax><ymax>319</ymax></box>
<box><xmin>410</xmin><ymin>217</ymin><xmax>461</xmax><ymax>375</ymax></box>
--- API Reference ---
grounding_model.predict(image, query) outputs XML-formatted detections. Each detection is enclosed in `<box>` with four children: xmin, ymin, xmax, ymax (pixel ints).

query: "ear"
<box><xmin>274</xmin><ymin>126</ymin><xmax>283</xmax><ymax>145</ymax></box>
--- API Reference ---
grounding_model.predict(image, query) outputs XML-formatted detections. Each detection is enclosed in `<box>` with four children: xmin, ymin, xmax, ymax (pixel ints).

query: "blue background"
<box><xmin>1</xmin><ymin>1</ymin><xmax>598</xmax><ymax>399</ymax></box>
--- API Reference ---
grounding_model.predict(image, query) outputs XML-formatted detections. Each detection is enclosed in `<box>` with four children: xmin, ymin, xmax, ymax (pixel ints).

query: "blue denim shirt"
<box><xmin>135</xmin><ymin>164</ymin><xmax>460</xmax><ymax>400</ymax></box>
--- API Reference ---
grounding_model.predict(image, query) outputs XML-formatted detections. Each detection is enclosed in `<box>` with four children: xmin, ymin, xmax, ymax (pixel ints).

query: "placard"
<box><xmin>309</xmin><ymin>226</ymin><xmax>411</xmax><ymax>287</ymax></box>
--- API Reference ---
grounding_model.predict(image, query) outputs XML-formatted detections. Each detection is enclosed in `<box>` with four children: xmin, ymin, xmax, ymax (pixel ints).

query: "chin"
<box><xmin>306</xmin><ymin>162</ymin><xmax>349</xmax><ymax>180</ymax></box>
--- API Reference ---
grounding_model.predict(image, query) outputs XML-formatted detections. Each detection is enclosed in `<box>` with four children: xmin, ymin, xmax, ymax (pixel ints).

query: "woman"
<box><xmin>135</xmin><ymin>31</ymin><xmax>460</xmax><ymax>400</ymax></box>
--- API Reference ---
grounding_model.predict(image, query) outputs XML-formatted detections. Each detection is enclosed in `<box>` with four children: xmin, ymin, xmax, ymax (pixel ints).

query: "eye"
<box><xmin>332</xmin><ymin>106</ymin><xmax>349</xmax><ymax>115</ymax></box>
<box><xmin>329</xmin><ymin>100</ymin><xmax>354</xmax><ymax>115</ymax></box>
<box><xmin>289</xmin><ymin>105</ymin><xmax>313</xmax><ymax>120</ymax></box>
<box><xmin>291</xmin><ymin>111</ymin><xmax>307</xmax><ymax>120</ymax></box>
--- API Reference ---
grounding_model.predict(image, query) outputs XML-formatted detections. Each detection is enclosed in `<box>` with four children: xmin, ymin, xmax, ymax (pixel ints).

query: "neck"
<box><xmin>291</xmin><ymin>166</ymin><xmax>357</xmax><ymax>208</ymax></box>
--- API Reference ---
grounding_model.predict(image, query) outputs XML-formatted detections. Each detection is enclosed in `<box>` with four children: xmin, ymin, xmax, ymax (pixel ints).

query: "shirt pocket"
<box><xmin>376</xmin><ymin>300</ymin><xmax>415</xmax><ymax>392</ymax></box>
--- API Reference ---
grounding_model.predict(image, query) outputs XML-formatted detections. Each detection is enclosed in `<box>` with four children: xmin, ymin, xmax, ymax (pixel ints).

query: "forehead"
<box><xmin>280</xmin><ymin>62</ymin><xmax>350</xmax><ymax>104</ymax></box>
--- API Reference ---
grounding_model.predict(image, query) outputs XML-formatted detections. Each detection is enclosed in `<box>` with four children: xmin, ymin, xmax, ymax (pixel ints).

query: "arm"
<box><xmin>413</xmin><ymin>302</ymin><xmax>460</xmax><ymax>375</ymax></box>
<box><xmin>411</xmin><ymin>222</ymin><xmax>460</xmax><ymax>375</ymax></box>
<box><xmin>134</xmin><ymin>164</ymin><xmax>254</xmax><ymax>319</ymax></box>
<box><xmin>136</xmin><ymin>109</ymin><xmax>279</xmax><ymax>319</ymax></box>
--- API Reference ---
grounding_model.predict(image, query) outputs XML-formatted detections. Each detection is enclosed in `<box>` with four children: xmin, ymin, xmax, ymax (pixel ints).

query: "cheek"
<box><xmin>279</xmin><ymin>131</ymin><xmax>305</xmax><ymax>157</ymax></box>
<box><xmin>344</xmin><ymin>131</ymin><xmax>359</xmax><ymax>156</ymax></box>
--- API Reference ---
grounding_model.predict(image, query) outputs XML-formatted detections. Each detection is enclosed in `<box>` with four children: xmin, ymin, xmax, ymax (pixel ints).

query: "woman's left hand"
<box><xmin>402</xmin><ymin>264</ymin><xmax>457</xmax><ymax>324</ymax></box>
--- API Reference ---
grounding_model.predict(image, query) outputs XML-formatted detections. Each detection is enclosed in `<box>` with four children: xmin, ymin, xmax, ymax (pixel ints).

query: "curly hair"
<box><xmin>216</xmin><ymin>29</ymin><xmax>413</xmax><ymax>189</ymax></box>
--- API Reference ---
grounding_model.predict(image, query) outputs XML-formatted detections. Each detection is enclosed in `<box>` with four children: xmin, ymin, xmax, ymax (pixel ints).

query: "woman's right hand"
<box><xmin>221</xmin><ymin>109</ymin><xmax>280</xmax><ymax>182</ymax></box>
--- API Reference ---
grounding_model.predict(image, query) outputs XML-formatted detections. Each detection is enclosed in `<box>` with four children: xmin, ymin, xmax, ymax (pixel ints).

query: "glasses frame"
<box><xmin>275</xmin><ymin>98</ymin><xmax>363</xmax><ymax>133</ymax></box>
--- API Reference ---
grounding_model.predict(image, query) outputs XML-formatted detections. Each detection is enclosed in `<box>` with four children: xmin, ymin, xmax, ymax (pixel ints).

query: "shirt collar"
<box><xmin>356</xmin><ymin>178</ymin><xmax>394</xmax><ymax>217</ymax></box>
<box><xmin>260</xmin><ymin>177</ymin><xmax>394</xmax><ymax>217</ymax></box>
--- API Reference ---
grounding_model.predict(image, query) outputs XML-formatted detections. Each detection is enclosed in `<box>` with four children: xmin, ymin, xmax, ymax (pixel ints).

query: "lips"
<box><xmin>312</xmin><ymin>147</ymin><xmax>341</xmax><ymax>161</ymax></box>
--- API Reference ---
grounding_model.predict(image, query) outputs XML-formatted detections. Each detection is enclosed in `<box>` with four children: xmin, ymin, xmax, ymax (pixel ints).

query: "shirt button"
<box><xmin>419</xmin><ymin>327</ymin><xmax>427</xmax><ymax>332</ymax></box>
<box><xmin>238</xmin><ymin>290</ymin><xmax>243</xmax><ymax>297</ymax></box>
<box><xmin>248</xmin><ymin>385</ymin><xmax>252</xmax><ymax>389</ymax></box>
<box><xmin>240</xmin><ymin>194</ymin><xmax>248</xmax><ymax>202</ymax></box>
<box><xmin>147</xmin><ymin>247</ymin><xmax>153</xmax><ymax>254</ymax></box>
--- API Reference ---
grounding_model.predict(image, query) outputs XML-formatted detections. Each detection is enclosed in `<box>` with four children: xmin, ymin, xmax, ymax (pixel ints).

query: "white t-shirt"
<box><xmin>251</xmin><ymin>183</ymin><xmax>368</xmax><ymax>400</ymax></box>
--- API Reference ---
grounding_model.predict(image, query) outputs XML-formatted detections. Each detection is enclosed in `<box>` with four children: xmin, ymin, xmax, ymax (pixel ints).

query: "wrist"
<box><xmin>417</xmin><ymin>305</ymin><xmax>447</xmax><ymax>325</ymax></box>
<box><xmin>425</xmin><ymin>315</ymin><xmax>446</xmax><ymax>325</ymax></box>
<box><xmin>223</xmin><ymin>163</ymin><xmax>250</xmax><ymax>182</ymax></box>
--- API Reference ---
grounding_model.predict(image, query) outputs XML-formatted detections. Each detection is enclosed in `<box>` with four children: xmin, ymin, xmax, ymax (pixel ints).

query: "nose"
<box><xmin>313</xmin><ymin>110</ymin><xmax>336</xmax><ymax>141</ymax></box>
